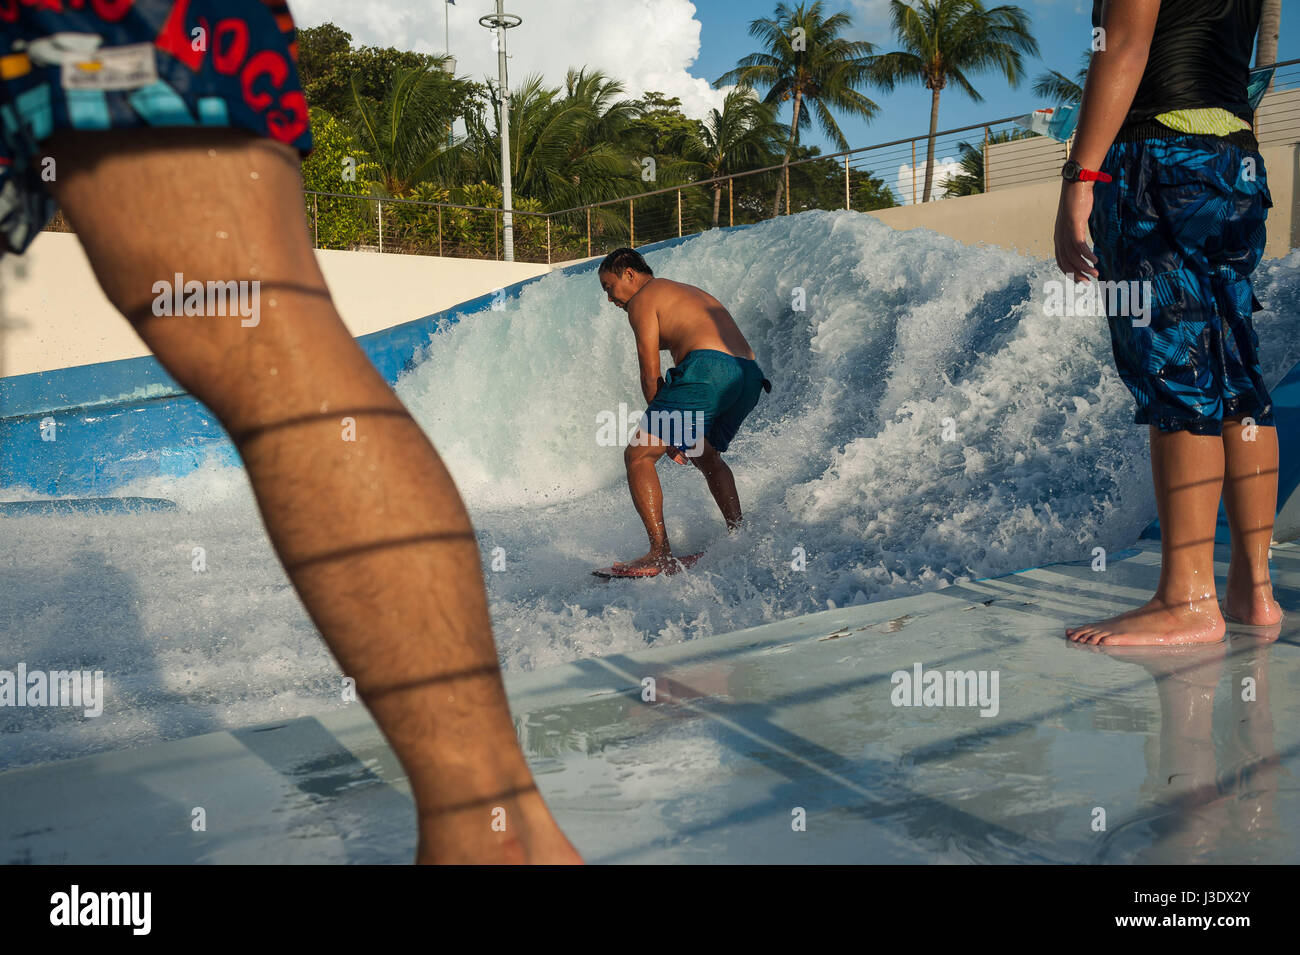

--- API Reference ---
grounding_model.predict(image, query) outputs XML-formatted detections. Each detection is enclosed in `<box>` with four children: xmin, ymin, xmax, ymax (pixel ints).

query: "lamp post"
<box><xmin>441</xmin><ymin>4</ymin><xmax>457</xmax><ymax>147</ymax></box>
<box><xmin>479</xmin><ymin>1</ymin><xmax>520</xmax><ymax>262</ymax></box>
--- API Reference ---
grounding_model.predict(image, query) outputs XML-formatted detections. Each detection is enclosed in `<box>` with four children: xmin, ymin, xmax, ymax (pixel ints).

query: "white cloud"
<box><xmin>846</xmin><ymin>0</ymin><xmax>895</xmax><ymax>41</ymax></box>
<box><xmin>895</xmin><ymin>155</ymin><xmax>963</xmax><ymax>203</ymax></box>
<box><xmin>290</xmin><ymin>0</ymin><xmax>732</xmax><ymax>119</ymax></box>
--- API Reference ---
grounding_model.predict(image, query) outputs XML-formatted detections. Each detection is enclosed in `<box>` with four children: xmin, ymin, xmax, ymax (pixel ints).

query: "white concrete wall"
<box><xmin>0</xmin><ymin>232</ymin><xmax>548</xmax><ymax>378</ymax></box>
<box><xmin>870</xmin><ymin>142</ymin><xmax>1298</xmax><ymax>263</ymax></box>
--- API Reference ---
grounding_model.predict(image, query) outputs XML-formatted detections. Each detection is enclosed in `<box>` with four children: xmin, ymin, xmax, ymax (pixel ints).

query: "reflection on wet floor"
<box><xmin>1085</xmin><ymin>626</ymin><xmax>1284</xmax><ymax>863</ymax></box>
<box><xmin>512</xmin><ymin>544</ymin><xmax>1299</xmax><ymax>864</ymax></box>
<box><xmin>0</xmin><ymin>542</ymin><xmax>1293</xmax><ymax>863</ymax></box>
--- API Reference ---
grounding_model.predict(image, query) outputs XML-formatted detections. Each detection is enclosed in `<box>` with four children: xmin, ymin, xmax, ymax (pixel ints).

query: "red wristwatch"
<box><xmin>1062</xmin><ymin>159</ymin><xmax>1113</xmax><ymax>183</ymax></box>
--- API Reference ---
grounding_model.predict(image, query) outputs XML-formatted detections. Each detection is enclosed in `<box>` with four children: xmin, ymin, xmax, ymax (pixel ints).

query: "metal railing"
<box><xmin>305</xmin><ymin>189</ymin><xmax>552</xmax><ymax>262</ymax></box>
<box><xmin>297</xmin><ymin>112</ymin><xmax>1041</xmax><ymax>265</ymax></box>
<box><xmin>43</xmin><ymin>58</ymin><xmax>1300</xmax><ymax>265</ymax></box>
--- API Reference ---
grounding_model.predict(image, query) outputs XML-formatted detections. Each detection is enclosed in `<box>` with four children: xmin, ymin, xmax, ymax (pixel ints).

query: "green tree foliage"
<box><xmin>716</xmin><ymin>1</ymin><xmax>879</xmax><ymax>217</ymax></box>
<box><xmin>301</xmin><ymin>108</ymin><xmax>380</xmax><ymax>249</ymax></box>
<box><xmin>868</xmin><ymin>0</ymin><xmax>1038</xmax><ymax>202</ymax></box>
<box><xmin>296</xmin><ymin>23</ymin><xmax>477</xmax><ymax>116</ymax></box>
<box><xmin>291</xmin><ymin>7</ymin><xmax>1040</xmax><ymax>260</ymax></box>
<box><xmin>1032</xmin><ymin>51</ymin><xmax>1090</xmax><ymax>105</ymax></box>
<box><xmin>295</xmin><ymin>23</ymin><xmax>354</xmax><ymax>114</ymax></box>
<box><xmin>460</xmin><ymin>69</ymin><xmax>645</xmax><ymax>212</ymax></box>
<box><xmin>343</xmin><ymin>64</ymin><xmax>462</xmax><ymax>196</ymax></box>
<box><xmin>665</xmin><ymin>87</ymin><xmax>786</xmax><ymax>227</ymax></box>
<box><xmin>781</xmin><ymin>143</ymin><xmax>899</xmax><ymax>213</ymax></box>
<box><xmin>624</xmin><ymin>92</ymin><xmax>706</xmax><ymax>159</ymax></box>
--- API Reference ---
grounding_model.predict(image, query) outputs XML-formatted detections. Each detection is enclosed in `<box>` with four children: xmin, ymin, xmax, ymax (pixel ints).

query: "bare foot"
<box><xmin>417</xmin><ymin>789</ymin><xmax>583</xmax><ymax>865</ymax></box>
<box><xmin>1224</xmin><ymin>561</ymin><xmax>1284</xmax><ymax>626</ymax></box>
<box><xmin>1066</xmin><ymin>597</ymin><xmax>1226</xmax><ymax>646</ymax></box>
<box><xmin>612</xmin><ymin>548</ymin><xmax>673</xmax><ymax>573</ymax></box>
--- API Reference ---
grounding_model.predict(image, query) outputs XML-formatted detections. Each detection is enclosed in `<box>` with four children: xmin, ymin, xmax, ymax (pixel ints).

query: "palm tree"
<box><xmin>715</xmin><ymin>1</ymin><xmax>879</xmax><ymax>218</ymax></box>
<box><xmin>1032</xmin><ymin>51</ymin><xmax>1091</xmax><ymax>104</ymax></box>
<box><xmin>1257</xmin><ymin>0</ymin><xmax>1280</xmax><ymax>100</ymax></box>
<box><xmin>666</xmin><ymin>88</ymin><xmax>786</xmax><ymax>227</ymax></box>
<box><xmin>941</xmin><ymin>128</ymin><xmax>1031</xmax><ymax>196</ymax></box>
<box><xmin>869</xmin><ymin>0</ymin><xmax>1038</xmax><ymax>203</ymax></box>
<box><xmin>461</xmin><ymin>68</ymin><xmax>643</xmax><ymax>210</ymax></box>
<box><xmin>1257</xmin><ymin>0</ymin><xmax>1280</xmax><ymax>69</ymax></box>
<box><xmin>341</xmin><ymin>64</ymin><xmax>461</xmax><ymax>196</ymax></box>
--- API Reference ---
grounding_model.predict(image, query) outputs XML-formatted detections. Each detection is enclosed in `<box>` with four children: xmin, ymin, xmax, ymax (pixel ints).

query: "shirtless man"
<box><xmin>597</xmin><ymin>248</ymin><xmax>770</xmax><ymax>574</ymax></box>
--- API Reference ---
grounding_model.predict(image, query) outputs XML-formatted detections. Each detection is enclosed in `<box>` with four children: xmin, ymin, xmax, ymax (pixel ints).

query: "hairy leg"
<box><xmin>1068</xmin><ymin>427</ymin><xmax>1226</xmax><ymax>645</ymax></box>
<box><xmin>620</xmin><ymin>431</ymin><xmax>673</xmax><ymax>567</ymax></box>
<box><xmin>1221</xmin><ymin>418</ymin><xmax>1282</xmax><ymax>625</ymax></box>
<box><xmin>690</xmin><ymin>440</ymin><xmax>742</xmax><ymax>529</ymax></box>
<box><xmin>44</xmin><ymin>128</ymin><xmax>578</xmax><ymax>864</ymax></box>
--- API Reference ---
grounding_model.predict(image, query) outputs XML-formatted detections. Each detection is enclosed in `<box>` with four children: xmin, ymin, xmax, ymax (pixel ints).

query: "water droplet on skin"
<box><xmin>250</xmin><ymin>171</ymin><xmax>260</xmax><ymax>180</ymax></box>
<box><xmin>268</xmin><ymin>297</ymin><xmax>276</xmax><ymax>308</ymax></box>
<box><xmin>208</xmin><ymin>149</ymin><xmax>217</xmax><ymax>158</ymax></box>
<box><xmin>215</xmin><ymin>231</ymin><xmax>228</xmax><ymax>240</ymax></box>
<box><xmin>269</xmin><ymin>368</ymin><xmax>278</xmax><ymax>376</ymax></box>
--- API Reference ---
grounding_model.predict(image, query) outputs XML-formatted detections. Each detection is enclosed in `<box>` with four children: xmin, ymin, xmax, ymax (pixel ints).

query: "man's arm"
<box><xmin>627</xmin><ymin>298</ymin><xmax>663</xmax><ymax>405</ymax></box>
<box><xmin>1054</xmin><ymin>0</ymin><xmax>1160</xmax><ymax>278</ymax></box>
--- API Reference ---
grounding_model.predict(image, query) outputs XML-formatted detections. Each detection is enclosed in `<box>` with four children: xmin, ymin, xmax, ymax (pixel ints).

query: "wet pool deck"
<box><xmin>1</xmin><ymin>538</ymin><xmax>1297</xmax><ymax>864</ymax></box>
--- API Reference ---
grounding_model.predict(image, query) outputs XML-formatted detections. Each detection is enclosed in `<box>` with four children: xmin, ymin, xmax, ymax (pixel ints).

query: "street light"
<box><xmin>440</xmin><ymin>3</ymin><xmax>456</xmax><ymax>150</ymax></box>
<box><xmin>479</xmin><ymin>1</ymin><xmax>521</xmax><ymax>262</ymax></box>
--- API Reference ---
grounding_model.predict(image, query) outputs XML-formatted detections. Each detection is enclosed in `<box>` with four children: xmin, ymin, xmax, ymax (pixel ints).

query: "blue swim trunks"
<box><xmin>0</xmin><ymin>0</ymin><xmax>313</xmax><ymax>255</ymax></box>
<box><xmin>642</xmin><ymin>349</ymin><xmax>770</xmax><ymax>454</ymax></box>
<box><xmin>1088</xmin><ymin>132</ymin><xmax>1273</xmax><ymax>435</ymax></box>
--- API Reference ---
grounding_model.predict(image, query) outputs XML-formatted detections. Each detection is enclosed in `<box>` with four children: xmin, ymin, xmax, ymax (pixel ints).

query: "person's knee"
<box><xmin>690</xmin><ymin>443</ymin><xmax>722</xmax><ymax>472</ymax></box>
<box><xmin>624</xmin><ymin>441</ymin><xmax>648</xmax><ymax>469</ymax></box>
<box><xmin>626</xmin><ymin>434</ymin><xmax>668</xmax><ymax>469</ymax></box>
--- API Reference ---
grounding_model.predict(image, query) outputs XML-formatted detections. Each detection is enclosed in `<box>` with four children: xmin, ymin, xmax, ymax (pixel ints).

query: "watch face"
<box><xmin>1062</xmin><ymin>159</ymin><xmax>1081</xmax><ymax>181</ymax></box>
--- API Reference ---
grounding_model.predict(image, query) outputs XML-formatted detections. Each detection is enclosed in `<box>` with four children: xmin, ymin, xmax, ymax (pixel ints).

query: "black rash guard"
<box><xmin>1091</xmin><ymin>0</ymin><xmax>1263</xmax><ymax>125</ymax></box>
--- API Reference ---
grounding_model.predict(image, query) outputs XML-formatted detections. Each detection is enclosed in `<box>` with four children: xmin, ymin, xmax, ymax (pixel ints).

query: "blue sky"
<box><xmin>688</xmin><ymin>0</ymin><xmax>1296</xmax><ymax>153</ymax></box>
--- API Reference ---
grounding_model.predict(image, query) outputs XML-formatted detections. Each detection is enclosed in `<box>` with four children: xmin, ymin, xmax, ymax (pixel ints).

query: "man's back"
<box><xmin>637</xmin><ymin>278</ymin><xmax>756</xmax><ymax>364</ymax></box>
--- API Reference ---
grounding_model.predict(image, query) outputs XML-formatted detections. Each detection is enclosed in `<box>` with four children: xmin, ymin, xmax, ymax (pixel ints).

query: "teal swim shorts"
<box><xmin>641</xmin><ymin>349</ymin><xmax>770</xmax><ymax>454</ymax></box>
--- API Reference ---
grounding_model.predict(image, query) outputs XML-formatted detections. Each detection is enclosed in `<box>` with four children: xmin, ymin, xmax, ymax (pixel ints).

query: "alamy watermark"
<box><xmin>1044</xmin><ymin>276</ymin><xmax>1152</xmax><ymax>326</ymax></box>
<box><xmin>50</xmin><ymin>885</ymin><xmax>150</xmax><ymax>935</ymax></box>
<box><xmin>0</xmin><ymin>663</ymin><xmax>104</xmax><ymax>717</ymax></box>
<box><xmin>891</xmin><ymin>662</ymin><xmax>999</xmax><ymax>717</ymax></box>
<box><xmin>152</xmin><ymin>272</ymin><xmax>260</xmax><ymax>327</ymax></box>
<box><xmin>596</xmin><ymin>404</ymin><xmax>707</xmax><ymax>457</ymax></box>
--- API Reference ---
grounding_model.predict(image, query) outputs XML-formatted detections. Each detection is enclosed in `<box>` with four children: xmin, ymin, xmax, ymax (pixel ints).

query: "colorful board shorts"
<box><xmin>1088</xmin><ymin>133</ymin><xmax>1273</xmax><ymax>435</ymax></box>
<box><xmin>0</xmin><ymin>0</ymin><xmax>313</xmax><ymax>255</ymax></box>
<box><xmin>641</xmin><ymin>349</ymin><xmax>770</xmax><ymax>455</ymax></box>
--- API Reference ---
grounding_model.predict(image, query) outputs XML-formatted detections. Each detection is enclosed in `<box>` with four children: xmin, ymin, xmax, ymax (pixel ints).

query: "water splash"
<box><xmin>3</xmin><ymin>212</ymin><xmax>1297</xmax><ymax>767</ymax></box>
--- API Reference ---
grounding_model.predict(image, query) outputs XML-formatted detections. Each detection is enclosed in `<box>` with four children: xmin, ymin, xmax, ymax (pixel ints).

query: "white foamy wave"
<box><xmin>3</xmin><ymin>214</ymin><xmax>1296</xmax><ymax>768</ymax></box>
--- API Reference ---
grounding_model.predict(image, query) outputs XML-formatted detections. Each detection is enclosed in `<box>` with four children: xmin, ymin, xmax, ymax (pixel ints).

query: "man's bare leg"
<box><xmin>1068</xmin><ymin>427</ymin><xmax>1227</xmax><ymax>645</ymax></box>
<box><xmin>44</xmin><ymin>128</ymin><xmax>579</xmax><ymax>864</ymax></box>
<box><xmin>1221</xmin><ymin>418</ymin><xmax>1283</xmax><ymax>625</ymax></box>
<box><xmin>690</xmin><ymin>440</ymin><xmax>742</xmax><ymax>529</ymax></box>
<box><xmin>618</xmin><ymin>431</ymin><xmax>673</xmax><ymax>569</ymax></box>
